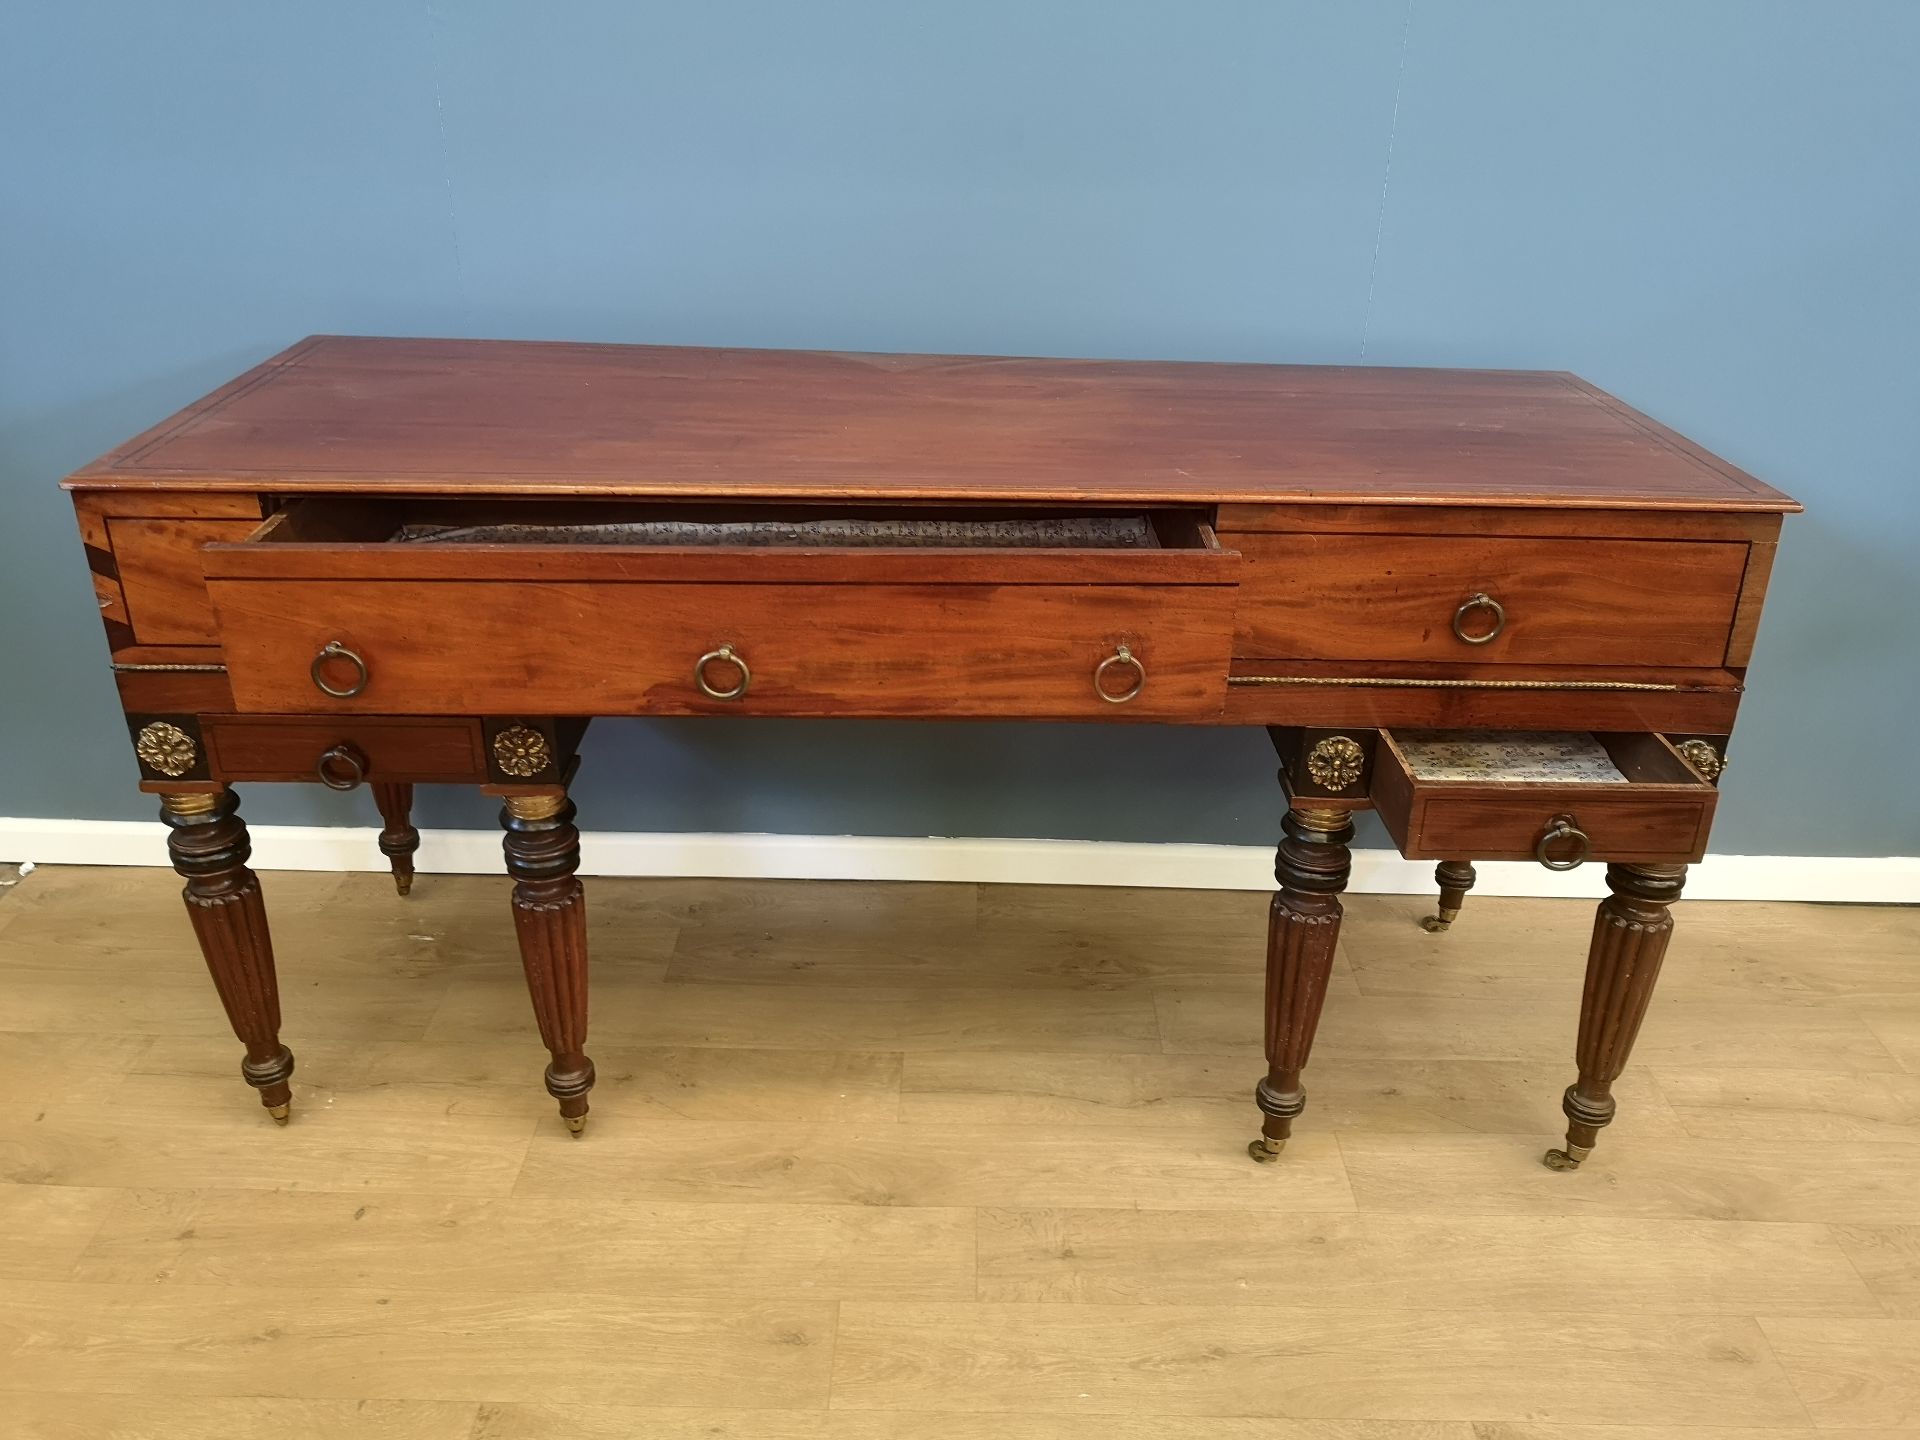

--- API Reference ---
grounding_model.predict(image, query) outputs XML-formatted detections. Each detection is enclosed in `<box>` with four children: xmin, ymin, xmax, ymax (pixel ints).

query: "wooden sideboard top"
<box><xmin>66</xmin><ymin>334</ymin><xmax>1798</xmax><ymax>512</ymax></box>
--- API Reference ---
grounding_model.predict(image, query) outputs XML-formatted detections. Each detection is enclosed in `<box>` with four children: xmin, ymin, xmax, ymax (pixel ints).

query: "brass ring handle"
<box><xmin>1093</xmin><ymin>644</ymin><xmax>1147</xmax><ymax>704</ymax></box>
<box><xmin>1452</xmin><ymin>592</ymin><xmax>1507</xmax><ymax>645</ymax></box>
<box><xmin>310</xmin><ymin>640</ymin><xmax>370</xmax><ymax>698</ymax></box>
<box><xmin>694</xmin><ymin>644</ymin><xmax>751</xmax><ymax>700</ymax></box>
<box><xmin>1535</xmin><ymin>813</ymin><xmax>1591</xmax><ymax>871</ymax></box>
<box><xmin>315</xmin><ymin>742</ymin><xmax>368</xmax><ymax>792</ymax></box>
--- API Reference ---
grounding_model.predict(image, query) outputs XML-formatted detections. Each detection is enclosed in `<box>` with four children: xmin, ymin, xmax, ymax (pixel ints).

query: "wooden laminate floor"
<box><xmin>0</xmin><ymin>862</ymin><xmax>1917</xmax><ymax>1437</ymax></box>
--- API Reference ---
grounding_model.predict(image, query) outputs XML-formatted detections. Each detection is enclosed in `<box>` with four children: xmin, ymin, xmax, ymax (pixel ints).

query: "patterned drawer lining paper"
<box><xmin>392</xmin><ymin>516</ymin><xmax>1160</xmax><ymax>549</ymax></box>
<box><xmin>1395</xmin><ymin>731</ymin><xmax>1629</xmax><ymax>784</ymax></box>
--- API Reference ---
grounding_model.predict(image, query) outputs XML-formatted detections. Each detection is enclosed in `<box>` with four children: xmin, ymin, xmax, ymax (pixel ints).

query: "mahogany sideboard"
<box><xmin>64</xmin><ymin>335</ymin><xmax>1798</xmax><ymax>1171</ymax></box>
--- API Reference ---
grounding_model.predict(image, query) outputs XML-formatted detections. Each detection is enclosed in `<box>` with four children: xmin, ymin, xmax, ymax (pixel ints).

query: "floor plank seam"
<box><xmin>822</xmin><ymin>1296</ymin><xmax>843</xmax><ymax>1414</ymax></box>
<box><xmin>1824</xmin><ymin>1223</ymin><xmax>1903</xmax><ymax>1319</ymax></box>
<box><xmin>1748</xmin><ymin>1314</ymin><xmax>1829</xmax><ymax>1429</ymax></box>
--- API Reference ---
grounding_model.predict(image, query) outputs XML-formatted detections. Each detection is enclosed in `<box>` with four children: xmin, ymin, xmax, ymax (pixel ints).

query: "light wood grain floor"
<box><xmin>1</xmin><ymin>862</ymin><xmax>1916</xmax><ymax>1438</ymax></box>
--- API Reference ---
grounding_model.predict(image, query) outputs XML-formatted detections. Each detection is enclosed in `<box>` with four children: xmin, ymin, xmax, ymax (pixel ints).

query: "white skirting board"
<box><xmin>2</xmin><ymin>817</ymin><xmax>1916</xmax><ymax>903</ymax></box>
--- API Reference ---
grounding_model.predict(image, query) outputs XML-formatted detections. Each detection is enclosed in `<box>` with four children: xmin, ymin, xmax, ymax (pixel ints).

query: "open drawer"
<box><xmin>1369</xmin><ymin>730</ymin><xmax>1718</xmax><ymax>864</ymax></box>
<box><xmin>201</xmin><ymin>500</ymin><xmax>1240</xmax><ymax>719</ymax></box>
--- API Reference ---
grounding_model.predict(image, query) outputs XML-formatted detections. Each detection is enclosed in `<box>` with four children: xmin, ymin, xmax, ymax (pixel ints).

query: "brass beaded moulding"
<box><xmin>1229</xmin><ymin>675</ymin><xmax>1697</xmax><ymax>692</ymax></box>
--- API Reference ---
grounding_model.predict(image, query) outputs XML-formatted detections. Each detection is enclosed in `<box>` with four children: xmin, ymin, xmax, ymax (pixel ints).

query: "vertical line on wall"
<box><xmin>423</xmin><ymin>2</ymin><xmax>473</xmax><ymax>330</ymax></box>
<box><xmin>1359</xmin><ymin>0</ymin><xmax>1415</xmax><ymax>361</ymax></box>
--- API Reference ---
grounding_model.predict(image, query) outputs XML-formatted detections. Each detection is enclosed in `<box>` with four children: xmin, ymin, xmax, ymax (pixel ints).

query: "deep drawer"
<box><xmin>202</xmin><ymin>501</ymin><xmax>1240</xmax><ymax>720</ymax></box>
<box><xmin>1369</xmin><ymin>729</ymin><xmax>1718</xmax><ymax>864</ymax></box>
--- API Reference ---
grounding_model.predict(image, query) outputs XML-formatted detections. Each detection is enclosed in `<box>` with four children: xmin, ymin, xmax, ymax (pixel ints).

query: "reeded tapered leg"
<box><xmin>501</xmin><ymin>791</ymin><xmax>595</xmax><ymax>1134</ymax></box>
<box><xmin>1421</xmin><ymin>859</ymin><xmax>1477</xmax><ymax>933</ymax></box>
<box><xmin>1544</xmin><ymin>862</ymin><xmax>1686</xmax><ymax>1170</ymax></box>
<box><xmin>161</xmin><ymin>789</ymin><xmax>295</xmax><ymax>1124</ymax></box>
<box><xmin>371</xmin><ymin>781</ymin><xmax>419</xmax><ymax>896</ymax></box>
<box><xmin>1250</xmin><ymin>804</ymin><xmax>1354</xmax><ymax>1162</ymax></box>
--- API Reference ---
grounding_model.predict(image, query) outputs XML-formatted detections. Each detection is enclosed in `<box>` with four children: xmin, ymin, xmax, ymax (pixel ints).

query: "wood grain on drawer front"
<box><xmin>108</xmin><ymin>517</ymin><xmax>265</xmax><ymax>646</ymax></box>
<box><xmin>201</xmin><ymin>715</ymin><xmax>486</xmax><ymax>783</ymax></box>
<box><xmin>205</xmin><ymin>579</ymin><xmax>1235</xmax><ymax>720</ymax></box>
<box><xmin>1229</xmin><ymin>534</ymin><xmax>1749</xmax><ymax>666</ymax></box>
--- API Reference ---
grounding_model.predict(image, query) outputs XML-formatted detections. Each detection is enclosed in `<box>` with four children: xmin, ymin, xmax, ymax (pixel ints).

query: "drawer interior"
<box><xmin>1386</xmin><ymin>730</ymin><xmax>1705</xmax><ymax>788</ymax></box>
<box><xmin>248</xmin><ymin>499</ymin><xmax>1221</xmax><ymax>553</ymax></box>
<box><xmin>209</xmin><ymin>500</ymin><xmax>1238</xmax><ymax>589</ymax></box>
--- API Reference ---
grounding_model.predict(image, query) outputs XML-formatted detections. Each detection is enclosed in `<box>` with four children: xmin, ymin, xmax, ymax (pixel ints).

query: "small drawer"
<box><xmin>1369</xmin><ymin>729</ymin><xmax>1717</xmax><ymax>864</ymax></box>
<box><xmin>201</xmin><ymin>716</ymin><xmax>488</xmax><ymax>786</ymax></box>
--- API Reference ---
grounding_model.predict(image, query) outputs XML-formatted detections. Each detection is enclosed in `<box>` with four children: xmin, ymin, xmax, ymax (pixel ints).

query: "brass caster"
<box><xmin>1247</xmin><ymin>1136</ymin><xmax>1286</xmax><ymax>1164</ymax></box>
<box><xmin>1542</xmin><ymin>1143</ymin><xmax>1591</xmax><ymax>1172</ymax></box>
<box><xmin>393</xmin><ymin>875</ymin><xmax>413</xmax><ymax>897</ymax></box>
<box><xmin>564</xmin><ymin>1114</ymin><xmax>587</xmax><ymax>1136</ymax></box>
<box><xmin>267</xmin><ymin>1103</ymin><xmax>291</xmax><ymax>1127</ymax></box>
<box><xmin>1419</xmin><ymin>914</ymin><xmax>1452</xmax><ymax>934</ymax></box>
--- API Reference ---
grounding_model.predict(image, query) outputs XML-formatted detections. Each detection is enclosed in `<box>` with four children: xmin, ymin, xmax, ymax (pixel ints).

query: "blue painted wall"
<box><xmin>4</xmin><ymin>2</ymin><xmax>1916</xmax><ymax>856</ymax></box>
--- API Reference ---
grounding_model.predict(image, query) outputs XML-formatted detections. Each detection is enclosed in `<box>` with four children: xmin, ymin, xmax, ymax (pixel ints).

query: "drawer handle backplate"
<box><xmin>695</xmin><ymin>644</ymin><xmax>751</xmax><ymax>701</ymax></box>
<box><xmin>1535</xmin><ymin>813</ymin><xmax>1591</xmax><ymax>871</ymax></box>
<box><xmin>1094</xmin><ymin>644</ymin><xmax>1147</xmax><ymax>704</ymax></box>
<box><xmin>1452</xmin><ymin>592</ymin><xmax>1507</xmax><ymax>645</ymax></box>
<box><xmin>316</xmin><ymin>743</ymin><xmax>368</xmax><ymax>791</ymax></box>
<box><xmin>310</xmin><ymin>640</ymin><xmax>370</xmax><ymax>698</ymax></box>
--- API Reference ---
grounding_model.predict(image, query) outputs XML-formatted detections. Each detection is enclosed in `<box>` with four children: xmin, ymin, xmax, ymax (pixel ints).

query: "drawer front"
<box><xmin>201</xmin><ymin>715</ymin><xmax>488</xmax><ymax>784</ymax></box>
<box><xmin>1232</xmin><ymin>534</ymin><xmax>1749</xmax><ymax>666</ymax></box>
<box><xmin>1369</xmin><ymin>730</ymin><xmax>1717</xmax><ymax>864</ymax></box>
<box><xmin>207</xmin><ymin>579</ymin><xmax>1234</xmax><ymax>719</ymax></box>
<box><xmin>1395</xmin><ymin>792</ymin><xmax>1714</xmax><ymax>863</ymax></box>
